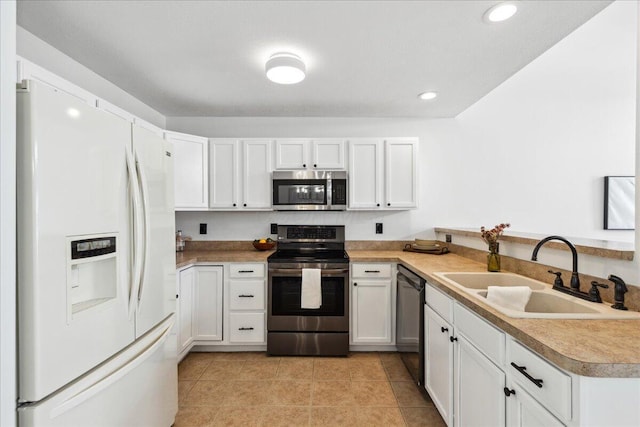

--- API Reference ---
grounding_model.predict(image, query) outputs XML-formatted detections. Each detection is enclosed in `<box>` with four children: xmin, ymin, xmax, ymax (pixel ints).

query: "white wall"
<box><xmin>0</xmin><ymin>2</ymin><xmax>17</xmax><ymax>425</ymax></box>
<box><xmin>17</xmin><ymin>27</ymin><xmax>165</xmax><ymax>128</ymax></box>
<box><xmin>437</xmin><ymin>0</ymin><xmax>636</xmax><ymax>242</ymax></box>
<box><xmin>170</xmin><ymin>117</ymin><xmax>458</xmax><ymax>240</ymax></box>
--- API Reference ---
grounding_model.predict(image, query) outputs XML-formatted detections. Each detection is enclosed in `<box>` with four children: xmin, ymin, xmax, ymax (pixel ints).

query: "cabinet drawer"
<box><xmin>507</xmin><ymin>339</ymin><xmax>572</xmax><ymax>421</ymax></box>
<box><xmin>425</xmin><ymin>284</ymin><xmax>453</xmax><ymax>323</ymax></box>
<box><xmin>229</xmin><ymin>280</ymin><xmax>265</xmax><ymax>310</ymax></box>
<box><xmin>230</xmin><ymin>263</ymin><xmax>265</xmax><ymax>278</ymax></box>
<box><xmin>229</xmin><ymin>313</ymin><xmax>265</xmax><ymax>343</ymax></box>
<box><xmin>352</xmin><ymin>263</ymin><xmax>392</xmax><ymax>278</ymax></box>
<box><xmin>454</xmin><ymin>303</ymin><xmax>505</xmax><ymax>367</ymax></box>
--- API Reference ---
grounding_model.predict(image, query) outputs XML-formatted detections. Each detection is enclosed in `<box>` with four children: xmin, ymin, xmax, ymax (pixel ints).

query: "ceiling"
<box><xmin>17</xmin><ymin>0</ymin><xmax>612</xmax><ymax>118</ymax></box>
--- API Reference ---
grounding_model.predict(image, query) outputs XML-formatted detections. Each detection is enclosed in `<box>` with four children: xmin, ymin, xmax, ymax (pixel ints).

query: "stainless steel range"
<box><xmin>267</xmin><ymin>225</ymin><xmax>349</xmax><ymax>356</ymax></box>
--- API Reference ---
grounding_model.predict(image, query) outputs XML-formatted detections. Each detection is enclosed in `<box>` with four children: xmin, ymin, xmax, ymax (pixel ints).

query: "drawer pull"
<box><xmin>440</xmin><ymin>327</ymin><xmax>448</xmax><ymax>333</ymax></box>
<box><xmin>511</xmin><ymin>362</ymin><xmax>544</xmax><ymax>388</ymax></box>
<box><xmin>449</xmin><ymin>336</ymin><xmax>458</xmax><ymax>342</ymax></box>
<box><xmin>238</xmin><ymin>327</ymin><xmax>255</xmax><ymax>331</ymax></box>
<box><xmin>238</xmin><ymin>270</ymin><xmax>255</xmax><ymax>273</ymax></box>
<box><xmin>503</xmin><ymin>387</ymin><xmax>516</xmax><ymax>397</ymax></box>
<box><xmin>365</xmin><ymin>270</ymin><xmax>381</xmax><ymax>273</ymax></box>
<box><xmin>238</xmin><ymin>294</ymin><xmax>254</xmax><ymax>298</ymax></box>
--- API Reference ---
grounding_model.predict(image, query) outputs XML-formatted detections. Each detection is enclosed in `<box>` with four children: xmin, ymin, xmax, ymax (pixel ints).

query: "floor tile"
<box><xmin>313</xmin><ymin>359</ymin><xmax>350</xmax><ymax>380</ymax></box>
<box><xmin>400</xmin><ymin>406</ymin><xmax>446</xmax><ymax>427</ymax></box>
<box><xmin>349</xmin><ymin>359</ymin><xmax>388</xmax><ymax>381</ymax></box>
<box><xmin>184</xmin><ymin>380</ymin><xmax>232</xmax><ymax>407</ymax></box>
<box><xmin>348</xmin><ymin>352</ymin><xmax>381</xmax><ymax>360</ymax></box>
<box><xmin>351</xmin><ymin>381</ymin><xmax>398</xmax><ymax>407</ymax></box>
<box><xmin>224</xmin><ymin>380</ymin><xmax>272</xmax><ymax>406</ymax></box>
<box><xmin>391</xmin><ymin>381</ymin><xmax>429</xmax><ymax>408</ymax></box>
<box><xmin>311</xmin><ymin>381</ymin><xmax>355</xmax><ymax>406</ymax></box>
<box><xmin>213</xmin><ymin>406</ymin><xmax>264</xmax><ymax>426</ymax></box>
<box><xmin>174</xmin><ymin>406</ymin><xmax>219</xmax><ymax>427</ymax></box>
<box><xmin>200</xmin><ymin>361</ymin><xmax>245</xmax><ymax>381</ymax></box>
<box><xmin>310</xmin><ymin>407</ymin><xmax>358</xmax><ymax>426</ymax></box>
<box><xmin>379</xmin><ymin>352</ymin><xmax>402</xmax><ymax>363</ymax></box>
<box><xmin>276</xmin><ymin>358</ymin><xmax>314</xmax><ymax>380</ymax></box>
<box><xmin>178</xmin><ymin>357</ymin><xmax>212</xmax><ymax>381</ymax></box>
<box><xmin>260</xmin><ymin>406</ymin><xmax>311</xmax><ymax>426</ymax></box>
<box><xmin>178</xmin><ymin>380</ymin><xmax>196</xmax><ymax>406</ymax></box>
<box><xmin>268</xmin><ymin>380</ymin><xmax>312</xmax><ymax>406</ymax></box>
<box><xmin>356</xmin><ymin>407</ymin><xmax>405</xmax><ymax>426</ymax></box>
<box><xmin>238</xmin><ymin>360</ymin><xmax>280</xmax><ymax>380</ymax></box>
<box><xmin>383</xmin><ymin>360</ymin><xmax>413</xmax><ymax>381</ymax></box>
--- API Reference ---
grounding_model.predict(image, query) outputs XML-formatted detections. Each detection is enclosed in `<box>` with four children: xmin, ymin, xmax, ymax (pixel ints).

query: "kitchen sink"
<box><xmin>434</xmin><ymin>272</ymin><xmax>640</xmax><ymax>319</ymax></box>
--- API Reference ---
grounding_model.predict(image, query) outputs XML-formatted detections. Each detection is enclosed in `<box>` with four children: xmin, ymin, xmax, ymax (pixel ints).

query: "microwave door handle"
<box><xmin>327</xmin><ymin>176</ymin><xmax>332</xmax><ymax>208</ymax></box>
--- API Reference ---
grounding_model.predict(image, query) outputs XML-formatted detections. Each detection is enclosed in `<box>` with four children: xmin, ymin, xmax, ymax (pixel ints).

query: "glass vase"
<box><xmin>487</xmin><ymin>242</ymin><xmax>500</xmax><ymax>272</ymax></box>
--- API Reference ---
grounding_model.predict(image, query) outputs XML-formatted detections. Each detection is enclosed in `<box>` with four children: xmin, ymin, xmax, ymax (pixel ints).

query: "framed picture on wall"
<box><xmin>604</xmin><ymin>176</ymin><xmax>635</xmax><ymax>230</ymax></box>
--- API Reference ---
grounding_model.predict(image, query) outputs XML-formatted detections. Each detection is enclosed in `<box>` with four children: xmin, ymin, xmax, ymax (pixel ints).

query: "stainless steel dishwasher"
<box><xmin>396</xmin><ymin>265</ymin><xmax>425</xmax><ymax>387</ymax></box>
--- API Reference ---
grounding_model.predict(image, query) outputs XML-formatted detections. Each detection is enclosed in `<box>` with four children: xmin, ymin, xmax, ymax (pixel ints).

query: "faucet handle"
<box><xmin>589</xmin><ymin>281</ymin><xmax>609</xmax><ymax>303</ymax></box>
<box><xmin>548</xmin><ymin>270</ymin><xmax>564</xmax><ymax>288</ymax></box>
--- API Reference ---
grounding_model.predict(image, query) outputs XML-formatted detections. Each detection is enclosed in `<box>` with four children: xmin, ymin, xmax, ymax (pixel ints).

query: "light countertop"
<box><xmin>177</xmin><ymin>249</ymin><xmax>640</xmax><ymax>377</ymax></box>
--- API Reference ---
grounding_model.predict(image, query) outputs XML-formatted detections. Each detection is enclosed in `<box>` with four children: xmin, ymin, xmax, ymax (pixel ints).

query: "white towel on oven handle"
<box><xmin>301</xmin><ymin>268</ymin><xmax>322</xmax><ymax>309</ymax></box>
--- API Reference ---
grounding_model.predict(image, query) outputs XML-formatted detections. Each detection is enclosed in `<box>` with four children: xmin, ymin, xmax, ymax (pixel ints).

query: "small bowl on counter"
<box><xmin>252</xmin><ymin>239</ymin><xmax>276</xmax><ymax>251</ymax></box>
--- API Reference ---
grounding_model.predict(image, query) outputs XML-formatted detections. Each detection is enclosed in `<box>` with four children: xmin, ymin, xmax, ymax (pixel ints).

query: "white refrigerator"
<box><xmin>16</xmin><ymin>80</ymin><xmax>178</xmax><ymax>426</ymax></box>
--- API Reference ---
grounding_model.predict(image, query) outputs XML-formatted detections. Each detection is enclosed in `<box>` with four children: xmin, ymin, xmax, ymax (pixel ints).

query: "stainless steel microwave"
<box><xmin>272</xmin><ymin>171</ymin><xmax>347</xmax><ymax>211</ymax></box>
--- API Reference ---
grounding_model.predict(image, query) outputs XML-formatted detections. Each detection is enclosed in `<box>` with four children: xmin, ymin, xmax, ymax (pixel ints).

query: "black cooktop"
<box><xmin>267</xmin><ymin>249</ymin><xmax>349</xmax><ymax>264</ymax></box>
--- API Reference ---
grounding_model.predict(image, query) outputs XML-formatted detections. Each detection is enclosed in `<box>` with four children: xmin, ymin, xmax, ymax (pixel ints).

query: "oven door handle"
<box><xmin>269</xmin><ymin>268</ymin><xmax>350</xmax><ymax>275</ymax></box>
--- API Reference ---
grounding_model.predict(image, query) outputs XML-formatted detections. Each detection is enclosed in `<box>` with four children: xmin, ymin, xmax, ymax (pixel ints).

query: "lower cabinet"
<box><xmin>425</xmin><ymin>305</ymin><xmax>454</xmax><ymax>425</ymax></box>
<box><xmin>351</xmin><ymin>263</ymin><xmax>394</xmax><ymax>345</ymax></box>
<box><xmin>505</xmin><ymin>381</ymin><xmax>564</xmax><ymax>427</ymax></box>
<box><xmin>177</xmin><ymin>267</ymin><xmax>195</xmax><ymax>355</ymax></box>
<box><xmin>193</xmin><ymin>266</ymin><xmax>224</xmax><ymax>341</ymax></box>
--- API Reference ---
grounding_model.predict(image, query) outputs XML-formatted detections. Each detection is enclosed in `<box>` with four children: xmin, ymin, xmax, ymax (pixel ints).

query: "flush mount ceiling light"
<box><xmin>418</xmin><ymin>91</ymin><xmax>438</xmax><ymax>100</ymax></box>
<box><xmin>265</xmin><ymin>52</ymin><xmax>306</xmax><ymax>84</ymax></box>
<box><xmin>484</xmin><ymin>2</ymin><xmax>518</xmax><ymax>23</ymax></box>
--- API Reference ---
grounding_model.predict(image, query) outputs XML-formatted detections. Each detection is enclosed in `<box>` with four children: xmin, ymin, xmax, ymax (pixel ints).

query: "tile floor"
<box><xmin>176</xmin><ymin>352</ymin><xmax>446</xmax><ymax>426</ymax></box>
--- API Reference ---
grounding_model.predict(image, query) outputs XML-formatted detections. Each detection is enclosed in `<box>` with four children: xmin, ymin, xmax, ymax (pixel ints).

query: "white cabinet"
<box><xmin>454</xmin><ymin>335</ymin><xmax>505</xmax><ymax>427</ymax></box>
<box><xmin>227</xmin><ymin>263</ymin><xmax>267</xmax><ymax>344</ymax></box>
<box><xmin>425</xmin><ymin>305</ymin><xmax>454</xmax><ymax>425</ymax></box>
<box><xmin>209</xmin><ymin>139</ymin><xmax>272</xmax><ymax>210</ymax></box>
<box><xmin>167</xmin><ymin>131</ymin><xmax>209</xmax><ymax>209</ymax></box>
<box><xmin>351</xmin><ymin>263</ymin><xmax>394</xmax><ymax>344</ymax></box>
<box><xmin>177</xmin><ymin>267</ymin><xmax>195</xmax><ymax>358</ymax></box>
<box><xmin>348</xmin><ymin>138</ymin><xmax>418</xmax><ymax>210</ymax></box>
<box><xmin>274</xmin><ymin>139</ymin><xmax>346</xmax><ymax>170</ymax></box>
<box><xmin>505</xmin><ymin>382</ymin><xmax>564</xmax><ymax>427</ymax></box>
<box><xmin>193</xmin><ymin>266</ymin><xmax>223</xmax><ymax>341</ymax></box>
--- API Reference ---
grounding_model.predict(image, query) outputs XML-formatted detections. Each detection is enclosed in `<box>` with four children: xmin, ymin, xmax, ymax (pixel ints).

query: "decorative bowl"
<box><xmin>252</xmin><ymin>239</ymin><xmax>276</xmax><ymax>251</ymax></box>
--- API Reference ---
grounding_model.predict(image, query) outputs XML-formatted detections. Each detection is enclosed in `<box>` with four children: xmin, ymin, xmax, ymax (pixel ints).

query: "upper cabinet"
<box><xmin>274</xmin><ymin>139</ymin><xmax>346</xmax><ymax>170</ymax></box>
<box><xmin>166</xmin><ymin>131</ymin><xmax>209</xmax><ymax>210</ymax></box>
<box><xmin>209</xmin><ymin>139</ymin><xmax>272</xmax><ymax>210</ymax></box>
<box><xmin>348</xmin><ymin>138</ymin><xmax>418</xmax><ymax>210</ymax></box>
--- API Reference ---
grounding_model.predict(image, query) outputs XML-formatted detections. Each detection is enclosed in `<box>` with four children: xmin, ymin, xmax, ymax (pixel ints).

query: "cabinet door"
<box><xmin>348</xmin><ymin>139</ymin><xmax>383</xmax><ymax>209</ymax></box>
<box><xmin>425</xmin><ymin>305</ymin><xmax>454</xmax><ymax>425</ymax></box>
<box><xmin>193</xmin><ymin>266</ymin><xmax>223</xmax><ymax>341</ymax></box>
<box><xmin>385</xmin><ymin>138</ymin><xmax>417</xmax><ymax>208</ymax></box>
<box><xmin>351</xmin><ymin>279</ymin><xmax>391</xmax><ymax>343</ymax></box>
<box><xmin>177</xmin><ymin>268</ymin><xmax>194</xmax><ymax>354</ymax></box>
<box><xmin>209</xmin><ymin>139</ymin><xmax>238</xmax><ymax>208</ymax></box>
<box><xmin>274</xmin><ymin>139</ymin><xmax>309</xmax><ymax>169</ymax></box>
<box><xmin>455</xmin><ymin>335</ymin><xmax>506</xmax><ymax>427</ymax></box>
<box><xmin>506</xmin><ymin>381</ymin><xmax>564</xmax><ymax>427</ymax></box>
<box><xmin>167</xmin><ymin>132</ymin><xmax>209</xmax><ymax>209</ymax></box>
<box><xmin>311</xmin><ymin>139</ymin><xmax>345</xmax><ymax>169</ymax></box>
<box><xmin>242</xmin><ymin>140</ymin><xmax>273</xmax><ymax>208</ymax></box>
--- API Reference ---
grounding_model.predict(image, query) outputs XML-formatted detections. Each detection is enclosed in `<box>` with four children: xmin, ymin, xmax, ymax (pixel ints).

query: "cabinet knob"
<box><xmin>314</xmin><ymin>164</ymin><xmax>317</xmax><ymax>168</ymax></box>
<box><xmin>449</xmin><ymin>336</ymin><xmax>458</xmax><ymax>342</ymax></box>
<box><xmin>353</xmin><ymin>282</ymin><xmax>358</xmax><ymax>286</ymax></box>
<box><xmin>233</xmin><ymin>203</ymin><xmax>236</xmax><ymax>207</ymax></box>
<box><xmin>243</xmin><ymin>203</ymin><xmax>247</xmax><ymax>207</ymax></box>
<box><xmin>503</xmin><ymin>387</ymin><xmax>516</xmax><ymax>397</ymax></box>
<box><xmin>176</xmin><ymin>294</ymin><xmax>179</xmax><ymax>299</ymax></box>
<box><xmin>440</xmin><ymin>326</ymin><xmax>448</xmax><ymax>333</ymax></box>
<box><xmin>377</xmin><ymin>203</ymin><xmax>380</xmax><ymax>207</ymax></box>
<box><xmin>303</xmin><ymin>164</ymin><xmax>306</xmax><ymax>168</ymax></box>
<box><xmin>387</xmin><ymin>203</ymin><xmax>391</xmax><ymax>206</ymax></box>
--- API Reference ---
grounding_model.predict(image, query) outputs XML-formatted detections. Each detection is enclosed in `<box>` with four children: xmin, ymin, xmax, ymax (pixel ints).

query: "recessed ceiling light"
<box><xmin>265</xmin><ymin>52</ymin><xmax>306</xmax><ymax>84</ymax></box>
<box><xmin>418</xmin><ymin>92</ymin><xmax>438</xmax><ymax>100</ymax></box>
<box><xmin>484</xmin><ymin>2</ymin><xmax>518</xmax><ymax>23</ymax></box>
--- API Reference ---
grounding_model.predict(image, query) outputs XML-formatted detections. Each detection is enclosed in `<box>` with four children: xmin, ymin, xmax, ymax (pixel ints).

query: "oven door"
<box><xmin>267</xmin><ymin>266</ymin><xmax>349</xmax><ymax>332</ymax></box>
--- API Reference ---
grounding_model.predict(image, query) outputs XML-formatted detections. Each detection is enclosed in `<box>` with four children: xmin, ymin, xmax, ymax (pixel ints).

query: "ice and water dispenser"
<box><xmin>67</xmin><ymin>234</ymin><xmax>118</xmax><ymax>320</ymax></box>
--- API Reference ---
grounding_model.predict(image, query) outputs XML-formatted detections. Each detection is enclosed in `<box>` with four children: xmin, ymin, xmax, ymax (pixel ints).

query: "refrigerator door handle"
<box><xmin>125</xmin><ymin>149</ymin><xmax>143</xmax><ymax>319</ymax></box>
<box><xmin>134</xmin><ymin>151</ymin><xmax>151</xmax><ymax>310</ymax></box>
<box><xmin>48</xmin><ymin>314</ymin><xmax>175</xmax><ymax>419</ymax></box>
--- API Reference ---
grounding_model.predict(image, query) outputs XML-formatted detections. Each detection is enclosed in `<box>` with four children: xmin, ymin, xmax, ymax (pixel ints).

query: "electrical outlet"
<box><xmin>199</xmin><ymin>223</ymin><xmax>207</xmax><ymax>234</ymax></box>
<box><xmin>270</xmin><ymin>223</ymin><xmax>278</xmax><ymax>234</ymax></box>
<box><xmin>376</xmin><ymin>223</ymin><xmax>383</xmax><ymax>234</ymax></box>
<box><xmin>446</xmin><ymin>234</ymin><xmax>452</xmax><ymax>243</ymax></box>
